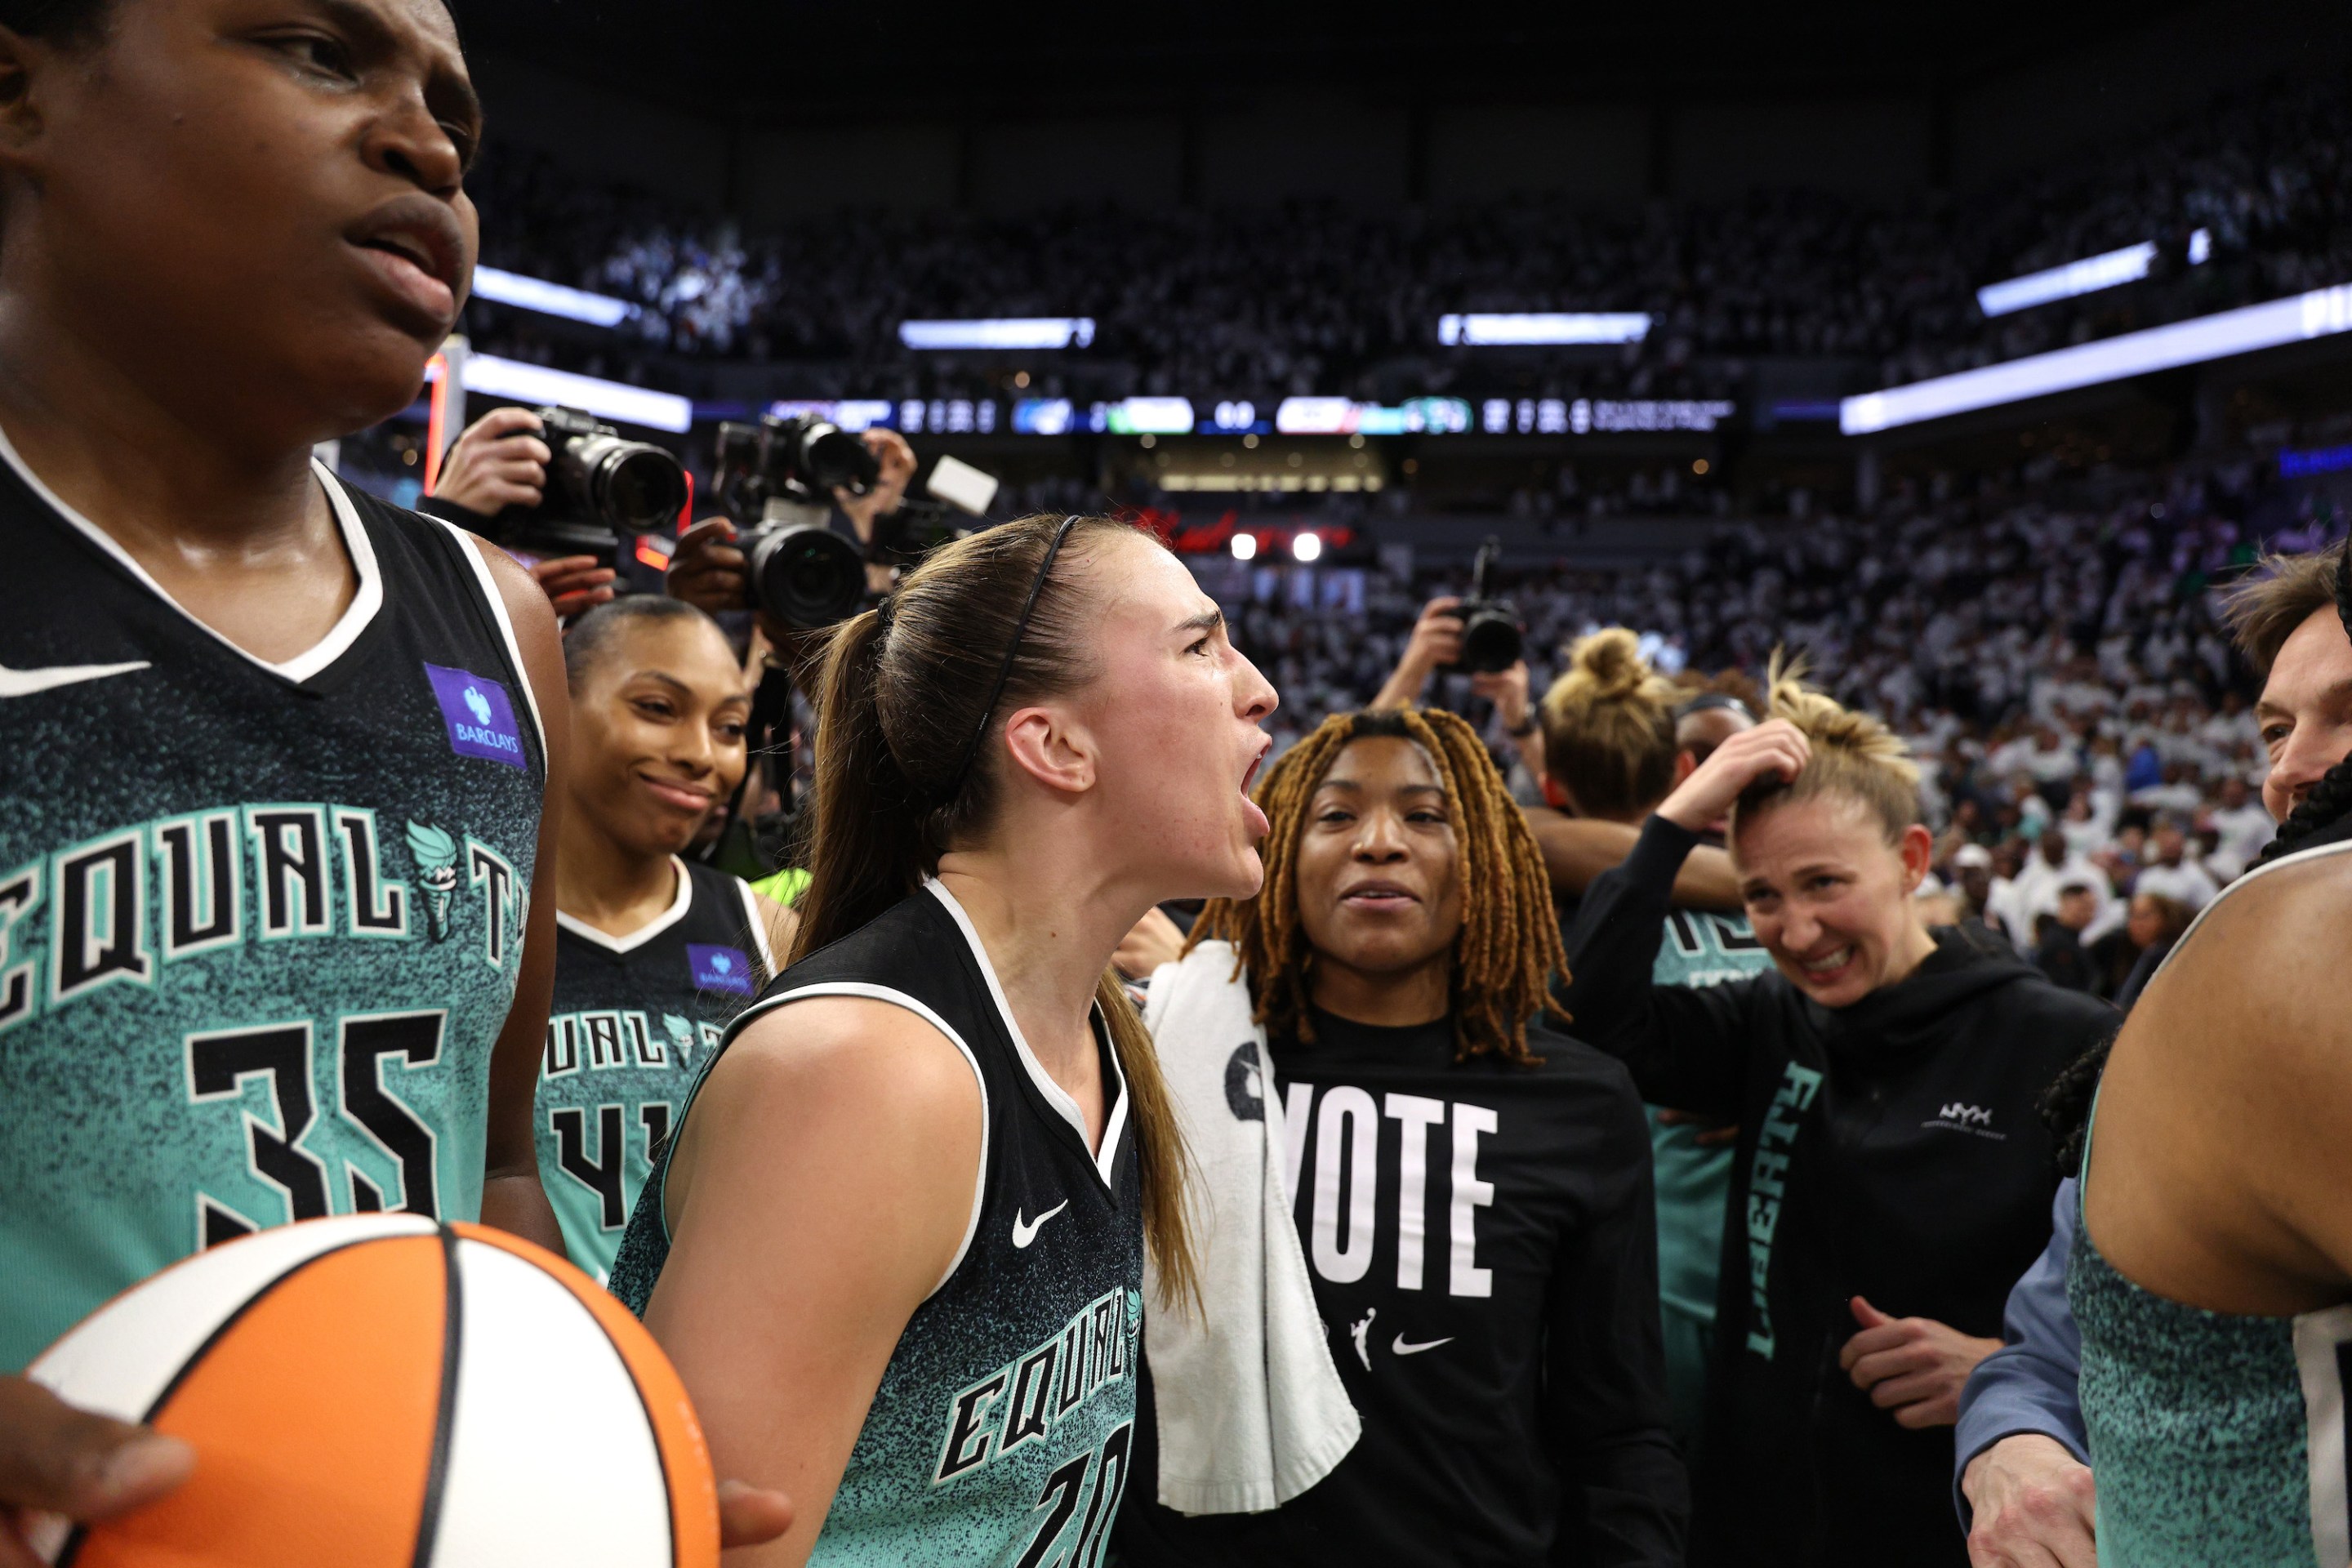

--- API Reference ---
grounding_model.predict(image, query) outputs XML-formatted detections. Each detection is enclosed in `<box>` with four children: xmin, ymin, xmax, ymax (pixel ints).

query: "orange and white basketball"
<box><xmin>23</xmin><ymin>1214</ymin><xmax>717</xmax><ymax>1568</ymax></box>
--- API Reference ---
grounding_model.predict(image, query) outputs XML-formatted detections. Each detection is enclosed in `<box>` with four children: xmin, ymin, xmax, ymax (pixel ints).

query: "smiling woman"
<box><xmin>532</xmin><ymin>596</ymin><xmax>792</xmax><ymax>1285</ymax></box>
<box><xmin>1118</xmin><ymin>707</ymin><xmax>1689</xmax><ymax>1568</ymax></box>
<box><xmin>1557</xmin><ymin>662</ymin><xmax>2117</xmax><ymax>1567</ymax></box>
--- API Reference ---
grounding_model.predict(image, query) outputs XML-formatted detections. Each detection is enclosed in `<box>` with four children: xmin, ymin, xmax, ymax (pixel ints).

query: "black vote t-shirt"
<box><xmin>1118</xmin><ymin>1009</ymin><xmax>1687</xmax><ymax>1567</ymax></box>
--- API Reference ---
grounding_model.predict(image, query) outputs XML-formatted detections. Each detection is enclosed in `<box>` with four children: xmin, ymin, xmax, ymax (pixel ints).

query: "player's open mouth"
<box><xmin>1796</xmin><ymin>945</ymin><xmax>1857</xmax><ymax>982</ymax></box>
<box><xmin>347</xmin><ymin>196</ymin><xmax>467</xmax><ymax>330</ymax></box>
<box><xmin>1340</xmin><ymin>881</ymin><xmax>1419</xmax><ymax>911</ymax></box>
<box><xmin>1238</xmin><ymin>738</ymin><xmax>1272</xmax><ymax>836</ymax></box>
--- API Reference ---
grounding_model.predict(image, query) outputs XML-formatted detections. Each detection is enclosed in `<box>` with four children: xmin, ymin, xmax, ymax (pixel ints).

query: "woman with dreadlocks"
<box><xmin>2045</xmin><ymin>541</ymin><xmax>2352</xmax><ymax>1568</ymax></box>
<box><xmin>1560</xmin><ymin>662</ymin><xmax>2113</xmax><ymax>1568</ymax></box>
<box><xmin>1117</xmin><ymin>707</ymin><xmax>1688</xmax><ymax>1567</ymax></box>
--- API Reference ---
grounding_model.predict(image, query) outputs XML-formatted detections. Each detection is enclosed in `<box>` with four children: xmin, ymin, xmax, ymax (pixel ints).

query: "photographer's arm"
<box><xmin>833</xmin><ymin>429</ymin><xmax>915</xmax><ymax>596</ymax></box>
<box><xmin>427</xmin><ymin>407</ymin><xmax>550</xmax><ymax>518</ymax></box>
<box><xmin>1372</xmin><ymin>596</ymin><xmax>1463</xmax><ymax>710</ymax></box>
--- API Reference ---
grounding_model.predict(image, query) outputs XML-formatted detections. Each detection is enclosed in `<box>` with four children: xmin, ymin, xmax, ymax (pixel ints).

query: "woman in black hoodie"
<box><xmin>1561</xmin><ymin>665</ymin><xmax>2114</xmax><ymax>1567</ymax></box>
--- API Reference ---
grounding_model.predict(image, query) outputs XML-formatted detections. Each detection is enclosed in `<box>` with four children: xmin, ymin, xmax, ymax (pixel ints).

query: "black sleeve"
<box><xmin>1543</xmin><ymin>1069</ymin><xmax>1689</xmax><ymax>1566</ymax></box>
<box><xmin>1558</xmin><ymin>815</ymin><xmax>1771</xmax><ymax>1118</ymax></box>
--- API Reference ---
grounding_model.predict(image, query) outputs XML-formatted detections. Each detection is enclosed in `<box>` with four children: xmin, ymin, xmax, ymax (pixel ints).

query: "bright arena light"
<box><xmin>1438</xmin><ymin>313</ymin><xmax>1651</xmax><ymax>346</ymax></box>
<box><xmin>1230</xmin><ymin>532</ymin><xmax>1258</xmax><ymax>562</ymax></box>
<box><xmin>456</xmin><ymin>353</ymin><xmax>693</xmax><ymax>434</ymax></box>
<box><xmin>1290</xmin><ymin>532</ymin><xmax>1323</xmax><ymax>564</ymax></box>
<box><xmin>1842</xmin><ymin>282</ymin><xmax>2352</xmax><ymax>435</ymax></box>
<box><xmin>1976</xmin><ymin>242</ymin><xmax>2158</xmax><ymax>318</ymax></box>
<box><xmin>470</xmin><ymin>266</ymin><xmax>637</xmax><ymax>327</ymax></box>
<box><xmin>898</xmin><ymin>318</ymin><xmax>1096</xmax><ymax>351</ymax></box>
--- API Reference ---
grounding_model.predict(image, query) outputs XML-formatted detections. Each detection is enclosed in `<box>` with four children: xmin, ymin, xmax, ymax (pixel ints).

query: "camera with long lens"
<box><xmin>488</xmin><ymin>404</ymin><xmax>688</xmax><ymax>570</ymax></box>
<box><xmin>711</xmin><ymin>416</ymin><xmax>874</xmax><ymax>627</ymax></box>
<box><xmin>1441</xmin><ymin>537</ymin><xmax>1525</xmax><ymax>675</ymax></box>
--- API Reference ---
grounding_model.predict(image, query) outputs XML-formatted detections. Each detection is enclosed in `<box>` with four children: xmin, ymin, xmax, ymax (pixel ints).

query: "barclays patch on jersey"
<box><xmin>687</xmin><ymin>943</ymin><xmax>754</xmax><ymax>996</ymax></box>
<box><xmin>424</xmin><ymin>663</ymin><xmax>527</xmax><ymax>768</ymax></box>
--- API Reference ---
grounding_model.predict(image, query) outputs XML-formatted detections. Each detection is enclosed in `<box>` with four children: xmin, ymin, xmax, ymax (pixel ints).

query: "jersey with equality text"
<box><xmin>535</xmin><ymin>858</ymin><xmax>773</xmax><ymax>1281</ymax></box>
<box><xmin>0</xmin><ymin>439</ymin><xmax>545</xmax><ymax>1371</ymax></box>
<box><xmin>612</xmin><ymin>880</ymin><xmax>1143</xmax><ymax>1568</ymax></box>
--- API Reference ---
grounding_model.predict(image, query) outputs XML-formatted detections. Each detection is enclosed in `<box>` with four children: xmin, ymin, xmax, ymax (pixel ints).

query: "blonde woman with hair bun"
<box><xmin>1558</xmin><ymin>658</ymin><xmax>2114</xmax><ymax>1568</ymax></box>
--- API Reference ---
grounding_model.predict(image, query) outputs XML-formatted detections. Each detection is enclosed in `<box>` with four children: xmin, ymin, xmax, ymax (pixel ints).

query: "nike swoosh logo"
<box><xmin>1012</xmin><ymin>1200</ymin><xmax>1069</xmax><ymax>1250</ymax></box>
<box><xmin>1391</xmin><ymin>1334</ymin><xmax>1454</xmax><ymax>1356</ymax></box>
<box><xmin>0</xmin><ymin>659</ymin><xmax>150</xmax><ymax>698</ymax></box>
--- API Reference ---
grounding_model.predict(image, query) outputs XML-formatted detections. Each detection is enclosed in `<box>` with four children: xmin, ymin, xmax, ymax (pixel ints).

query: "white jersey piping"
<box><xmin>0</xmin><ymin>422</ymin><xmax>384</xmax><ymax>684</ymax></box>
<box><xmin>431</xmin><ymin>519</ymin><xmax>549</xmax><ymax>760</ymax></box>
<box><xmin>554</xmin><ymin>858</ymin><xmax>694</xmax><ymax>954</ymax></box>
<box><xmin>924</xmin><ymin>879</ymin><xmax>1129</xmax><ymax>1189</ymax></box>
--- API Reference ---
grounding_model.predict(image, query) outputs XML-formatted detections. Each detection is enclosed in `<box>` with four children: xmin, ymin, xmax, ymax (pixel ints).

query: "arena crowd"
<box><xmin>15</xmin><ymin>3</ymin><xmax>2352</xmax><ymax>1567</ymax></box>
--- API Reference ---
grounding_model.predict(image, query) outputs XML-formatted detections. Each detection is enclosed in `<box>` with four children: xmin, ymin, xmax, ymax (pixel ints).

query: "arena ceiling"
<box><xmin>451</xmin><ymin>0</ymin><xmax>2201</xmax><ymax>126</ymax></box>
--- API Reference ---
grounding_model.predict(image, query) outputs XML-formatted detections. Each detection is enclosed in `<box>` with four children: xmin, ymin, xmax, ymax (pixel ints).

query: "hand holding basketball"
<box><xmin>0</xmin><ymin>1379</ymin><xmax>192</xmax><ymax>1568</ymax></box>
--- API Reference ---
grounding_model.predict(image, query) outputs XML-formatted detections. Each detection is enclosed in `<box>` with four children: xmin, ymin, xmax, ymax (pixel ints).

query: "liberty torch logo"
<box><xmin>406</xmin><ymin>821</ymin><xmax>461</xmax><ymax>942</ymax></box>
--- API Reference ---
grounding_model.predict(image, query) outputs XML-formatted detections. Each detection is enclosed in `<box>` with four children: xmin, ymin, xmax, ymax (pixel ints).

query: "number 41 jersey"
<box><xmin>0</xmin><ymin>437</ymin><xmax>545</xmax><ymax>1373</ymax></box>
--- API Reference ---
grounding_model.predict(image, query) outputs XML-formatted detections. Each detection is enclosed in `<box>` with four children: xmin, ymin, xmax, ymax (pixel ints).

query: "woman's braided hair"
<box><xmin>1187</xmin><ymin>707</ymin><xmax>1570</xmax><ymax>1065</ymax></box>
<box><xmin>2042</xmin><ymin>541</ymin><xmax>2352</xmax><ymax>1174</ymax></box>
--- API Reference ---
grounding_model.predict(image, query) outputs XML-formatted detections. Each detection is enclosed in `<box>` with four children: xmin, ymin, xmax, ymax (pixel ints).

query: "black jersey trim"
<box><xmin>679</xmin><ymin>981</ymin><xmax>991</xmax><ymax>1299</ymax></box>
<box><xmin>0</xmin><ymin>425</ymin><xmax>386</xmax><ymax>684</ymax></box>
<box><xmin>924</xmin><ymin>880</ymin><xmax>1130</xmax><ymax>1190</ymax></box>
<box><xmin>429</xmin><ymin>517</ymin><xmax>549</xmax><ymax>760</ymax></box>
<box><xmin>554</xmin><ymin>858</ymin><xmax>697</xmax><ymax>955</ymax></box>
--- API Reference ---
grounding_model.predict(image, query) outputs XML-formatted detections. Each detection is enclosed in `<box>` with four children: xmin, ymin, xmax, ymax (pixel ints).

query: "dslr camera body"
<box><xmin>488</xmin><ymin>405</ymin><xmax>688</xmax><ymax>570</ymax></box>
<box><xmin>1441</xmin><ymin>537</ymin><xmax>1525</xmax><ymax>675</ymax></box>
<box><xmin>710</xmin><ymin>415</ymin><xmax>880</xmax><ymax>628</ymax></box>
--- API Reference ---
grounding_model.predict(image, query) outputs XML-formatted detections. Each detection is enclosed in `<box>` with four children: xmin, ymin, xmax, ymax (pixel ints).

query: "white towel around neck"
<box><xmin>1142</xmin><ymin>941</ymin><xmax>1360</xmax><ymax>1514</ymax></box>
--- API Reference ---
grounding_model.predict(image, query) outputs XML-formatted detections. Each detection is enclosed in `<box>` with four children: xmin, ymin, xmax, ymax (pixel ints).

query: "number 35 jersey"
<box><xmin>0</xmin><ymin>437</ymin><xmax>545</xmax><ymax>1372</ymax></box>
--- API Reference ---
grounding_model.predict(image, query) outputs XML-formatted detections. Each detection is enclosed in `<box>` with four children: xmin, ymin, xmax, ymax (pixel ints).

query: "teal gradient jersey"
<box><xmin>1646</xmin><ymin>909</ymin><xmax>1775</xmax><ymax>1328</ymax></box>
<box><xmin>534</xmin><ymin>858</ymin><xmax>773</xmax><ymax>1282</ymax></box>
<box><xmin>0</xmin><ymin>441</ymin><xmax>545</xmax><ymax>1371</ymax></box>
<box><xmin>613</xmin><ymin>883</ymin><xmax>1144</xmax><ymax>1566</ymax></box>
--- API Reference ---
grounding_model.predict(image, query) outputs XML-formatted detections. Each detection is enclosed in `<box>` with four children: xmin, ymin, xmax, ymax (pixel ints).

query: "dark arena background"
<box><xmin>352</xmin><ymin>0</ymin><xmax>2352</xmax><ymax>768</ymax></box>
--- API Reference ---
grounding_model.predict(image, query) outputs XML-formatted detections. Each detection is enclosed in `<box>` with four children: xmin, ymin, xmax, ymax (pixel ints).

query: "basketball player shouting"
<box><xmin>0</xmin><ymin>0</ymin><xmax>788</xmax><ymax>1550</ymax></box>
<box><xmin>614</xmin><ymin>514</ymin><xmax>1280</xmax><ymax>1566</ymax></box>
<box><xmin>532</xmin><ymin>598</ymin><xmax>794</xmax><ymax>1284</ymax></box>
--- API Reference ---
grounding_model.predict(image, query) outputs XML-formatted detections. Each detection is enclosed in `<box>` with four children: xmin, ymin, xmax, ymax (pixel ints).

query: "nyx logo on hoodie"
<box><xmin>1927</xmin><ymin>1102</ymin><xmax>2005</xmax><ymax>1140</ymax></box>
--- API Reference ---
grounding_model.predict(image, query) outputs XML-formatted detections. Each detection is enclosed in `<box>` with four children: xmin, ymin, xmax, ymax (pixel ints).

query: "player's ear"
<box><xmin>1000</xmin><ymin>704</ymin><xmax>1095</xmax><ymax>797</ymax></box>
<box><xmin>0</xmin><ymin>24</ymin><xmax>62</xmax><ymax>172</ymax></box>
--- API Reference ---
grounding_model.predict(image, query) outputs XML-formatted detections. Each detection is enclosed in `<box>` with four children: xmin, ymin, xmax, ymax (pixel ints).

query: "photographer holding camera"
<box><xmin>665</xmin><ymin>423</ymin><xmax>916</xmax><ymax>638</ymax></box>
<box><xmin>1373</xmin><ymin>592</ymin><xmax>1541</xmax><ymax>782</ymax></box>
<box><xmin>423</xmin><ymin>403</ymin><xmax>694</xmax><ymax>617</ymax></box>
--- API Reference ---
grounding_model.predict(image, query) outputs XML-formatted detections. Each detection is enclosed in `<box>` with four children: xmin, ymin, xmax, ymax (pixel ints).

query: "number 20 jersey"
<box><xmin>0</xmin><ymin>438</ymin><xmax>544</xmax><ymax>1372</ymax></box>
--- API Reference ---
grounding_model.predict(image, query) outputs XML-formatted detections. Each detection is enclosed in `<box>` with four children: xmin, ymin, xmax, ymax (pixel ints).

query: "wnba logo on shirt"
<box><xmin>424</xmin><ymin>663</ymin><xmax>525</xmax><ymax>769</ymax></box>
<box><xmin>687</xmin><ymin>943</ymin><xmax>754</xmax><ymax>996</ymax></box>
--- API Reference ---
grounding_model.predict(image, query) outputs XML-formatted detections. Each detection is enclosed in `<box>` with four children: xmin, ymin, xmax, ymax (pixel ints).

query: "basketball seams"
<box><xmin>51</xmin><ymin>1229</ymin><xmax>425</xmax><ymax>1568</ymax></box>
<box><xmin>448</xmin><ymin>1221</ymin><xmax>704</xmax><ymax>1565</ymax></box>
<box><xmin>409</xmin><ymin>1223</ymin><xmax>465</xmax><ymax>1568</ymax></box>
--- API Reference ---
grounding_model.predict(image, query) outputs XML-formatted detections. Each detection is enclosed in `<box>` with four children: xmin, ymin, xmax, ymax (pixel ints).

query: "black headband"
<box><xmin>945</xmin><ymin>515</ymin><xmax>1081</xmax><ymax>803</ymax></box>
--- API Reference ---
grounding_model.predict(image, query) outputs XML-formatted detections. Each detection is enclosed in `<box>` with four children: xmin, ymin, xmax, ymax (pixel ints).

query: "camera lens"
<box><xmin>1461</xmin><ymin>611</ymin><xmax>1524</xmax><ymax>674</ymax></box>
<box><xmin>797</xmin><ymin>424</ymin><xmax>882</xmax><ymax>495</ymax></box>
<box><xmin>579</xmin><ymin>439</ymin><xmax>688</xmax><ymax>532</ymax></box>
<box><xmin>746</xmin><ymin>523</ymin><xmax>866</xmax><ymax>627</ymax></box>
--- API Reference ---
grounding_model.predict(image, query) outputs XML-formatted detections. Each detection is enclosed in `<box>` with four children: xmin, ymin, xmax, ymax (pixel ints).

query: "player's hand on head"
<box><xmin>527</xmin><ymin>555</ymin><xmax>617</xmax><ymax>620</ymax></box>
<box><xmin>1657</xmin><ymin>717</ymin><xmax>1810</xmax><ymax>833</ymax></box>
<box><xmin>1962</xmin><ymin>1432</ymin><xmax>2097</xmax><ymax>1568</ymax></box>
<box><xmin>0</xmin><ymin>1376</ymin><xmax>193</xmax><ymax>1566</ymax></box>
<box><xmin>1838</xmin><ymin>1296</ymin><xmax>2001</xmax><ymax>1429</ymax></box>
<box><xmin>430</xmin><ymin>407</ymin><xmax>551</xmax><ymax>518</ymax></box>
<box><xmin>667</xmin><ymin>517</ymin><xmax>750</xmax><ymax>613</ymax></box>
